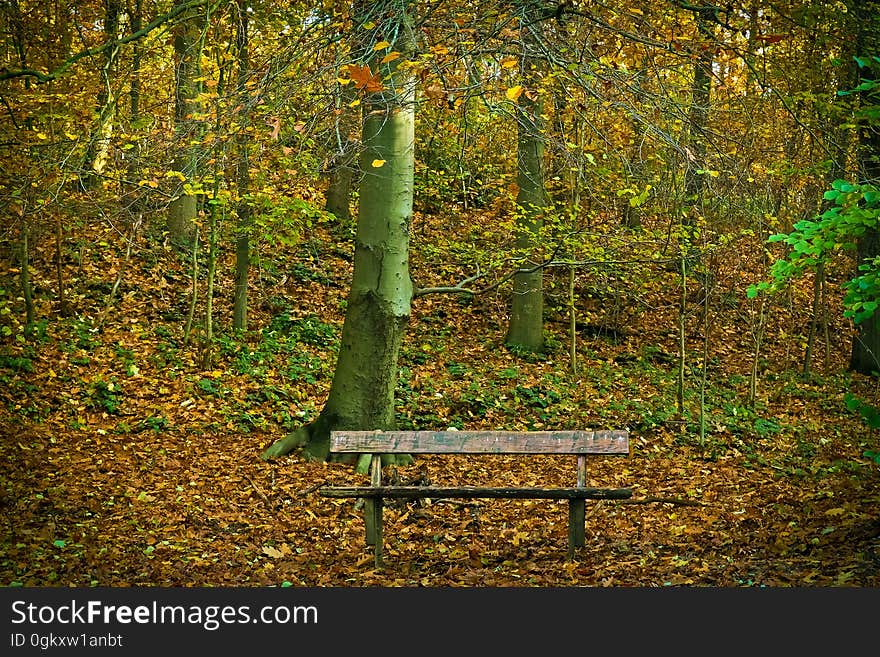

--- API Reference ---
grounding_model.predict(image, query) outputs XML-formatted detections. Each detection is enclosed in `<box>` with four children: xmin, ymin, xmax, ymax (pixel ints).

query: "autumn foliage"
<box><xmin>1</xmin><ymin>1</ymin><xmax>879</xmax><ymax>586</ymax></box>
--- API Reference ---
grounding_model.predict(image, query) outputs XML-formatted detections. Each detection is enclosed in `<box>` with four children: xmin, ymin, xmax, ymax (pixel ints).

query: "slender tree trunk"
<box><xmin>167</xmin><ymin>1</ymin><xmax>206</xmax><ymax>244</ymax></box>
<box><xmin>203</xmin><ymin>185</ymin><xmax>217</xmax><ymax>368</ymax></box>
<box><xmin>19</xmin><ymin>206</ymin><xmax>34</xmax><ymax>334</ymax></box>
<box><xmin>622</xmin><ymin>65</ymin><xmax>648</xmax><ymax>229</ymax></box>
<box><xmin>803</xmin><ymin>261</ymin><xmax>824</xmax><ymax>375</ymax></box>
<box><xmin>325</xmin><ymin>17</ymin><xmax>368</xmax><ymax>227</ymax></box>
<box><xmin>506</xmin><ymin>2</ymin><xmax>546</xmax><ymax>353</ymax></box>
<box><xmin>126</xmin><ymin>0</ymin><xmax>143</xmax><ymax>196</ymax></box>
<box><xmin>677</xmin><ymin>255</ymin><xmax>687</xmax><ymax>417</ymax></box>
<box><xmin>682</xmin><ymin>9</ymin><xmax>713</xmax><ymax>239</ymax></box>
<box><xmin>129</xmin><ymin>0</ymin><xmax>142</xmax><ymax>120</ymax></box>
<box><xmin>262</xmin><ymin>1</ymin><xmax>416</xmax><ymax>466</ymax></box>
<box><xmin>183</xmin><ymin>228</ymin><xmax>200</xmax><ymax>345</ymax></box>
<box><xmin>325</xmin><ymin>153</ymin><xmax>356</xmax><ymax>223</ymax></box>
<box><xmin>748</xmin><ymin>296</ymin><xmax>765</xmax><ymax>407</ymax></box>
<box><xmin>325</xmin><ymin>80</ymin><xmax>357</xmax><ymax>225</ymax></box>
<box><xmin>54</xmin><ymin>211</ymin><xmax>68</xmax><ymax>317</ymax></box>
<box><xmin>202</xmin><ymin>55</ymin><xmax>227</xmax><ymax>368</ymax></box>
<box><xmin>81</xmin><ymin>0</ymin><xmax>121</xmax><ymax>190</ymax></box>
<box><xmin>233</xmin><ymin>2</ymin><xmax>251</xmax><ymax>331</ymax></box>
<box><xmin>568</xmin><ymin>265</ymin><xmax>577</xmax><ymax>375</ymax></box>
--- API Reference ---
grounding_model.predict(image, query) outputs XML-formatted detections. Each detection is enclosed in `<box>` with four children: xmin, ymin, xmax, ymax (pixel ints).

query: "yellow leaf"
<box><xmin>371</xmin><ymin>159</ymin><xmax>386</xmax><ymax>168</ymax></box>
<box><xmin>348</xmin><ymin>98</ymin><xmax>361</xmax><ymax>107</ymax></box>
<box><xmin>36</xmin><ymin>132</ymin><xmax>48</xmax><ymax>140</ymax></box>
<box><xmin>373</xmin><ymin>40</ymin><xmax>391</xmax><ymax>50</ymax></box>
<box><xmin>262</xmin><ymin>546</ymin><xmax>284</xmax><ymax>559</ymax></box>
<box><xmin>506</xmin><ymin>85</ymin><xmax>524</xmax><ymax>101</ymax></box>
<box><xmin>362</xmin><ymin>21</ymin><xmax>376</xmax><ymax>30</ymax></box>
<box><xmin>336</xmin><ymin>77</ymin><xmax>352</xmax><ymax>85</ymax></box>
<box><xmin>380</xmin><ymin>52</ymin><xmax>401</xmax><ymax>64</ymax></box>
<box><xmin>824</xmin><ymin>507</ymin><xmax>846</xmax><ymax>516</ymax></box>
<box><xmin>501</xmin><ymin>57</ymin><xmax>518</xmax><ymax>69</ymax></box>
<box><xmin>347</xmin><ymin>63</ymin><xmax>384</xmax><ymax>92</ymax></box>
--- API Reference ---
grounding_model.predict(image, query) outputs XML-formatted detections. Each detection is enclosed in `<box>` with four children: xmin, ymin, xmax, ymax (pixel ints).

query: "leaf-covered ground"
<box><xmin>2</xmin><ymin>212</ymin><xmax>880</xmax><ymax>587</ymax></box>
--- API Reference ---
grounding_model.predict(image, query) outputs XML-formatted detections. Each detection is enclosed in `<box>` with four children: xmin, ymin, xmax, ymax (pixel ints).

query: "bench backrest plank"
<box><xmin>329</xmin><ymin>430</ymin><xmax>629</xmax><ymax>455</ymax></box>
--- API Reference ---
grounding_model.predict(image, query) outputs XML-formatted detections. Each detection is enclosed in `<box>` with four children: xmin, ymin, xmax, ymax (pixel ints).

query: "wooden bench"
<box><xmin>318</xmin><ymin>429</ymin><xmax>632</xmax><ymax>567</ymax></box>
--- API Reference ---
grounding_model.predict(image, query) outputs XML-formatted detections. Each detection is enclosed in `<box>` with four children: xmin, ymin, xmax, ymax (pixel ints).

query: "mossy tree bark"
<box><xmin>506</xmin><ymin>2</ymin><xmax>547</xmax><ymax>353</ymax></box>
<box><xmin>262</xmin><ymin>1</ymin><xmax>416</xmax><ymax>469</ymax></box>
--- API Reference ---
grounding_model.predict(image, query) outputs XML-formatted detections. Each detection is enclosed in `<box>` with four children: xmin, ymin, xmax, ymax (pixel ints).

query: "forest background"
<box><xmin>2</xmin><ymin>0</ymin><xmax>880</xmax><ymax>587</ymax></box>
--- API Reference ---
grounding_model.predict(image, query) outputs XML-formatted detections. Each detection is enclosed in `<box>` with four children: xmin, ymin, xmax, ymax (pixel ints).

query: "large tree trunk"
<box><xmin>849</xmin><ymin>0</ymin><xmax>880</xmax><ymax>375</ymax></box>
<box><xmin>506</xmin><ymin>2</ymin><xmax>546</xmax><ymax>353</ymax></box>
<box><xmin>167</xmin><ymin>1</ymin><xmax>206</xmax><ymax>244</ymax></box>
<box><xmin>262</xmin><ymin>1</ymin><xmax>416</xmax><ymax>466</ymax></box>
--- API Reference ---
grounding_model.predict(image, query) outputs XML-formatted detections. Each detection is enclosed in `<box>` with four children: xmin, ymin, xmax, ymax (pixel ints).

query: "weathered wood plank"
<box><xmin>329</xmin><ymin>430</ymin><xmax>629</xmax><ymax>454</ymax></box>
<box><xmin>319</xmin><ymin>486</ymin><xmax>633</xmax><ymax>500</ymax></box>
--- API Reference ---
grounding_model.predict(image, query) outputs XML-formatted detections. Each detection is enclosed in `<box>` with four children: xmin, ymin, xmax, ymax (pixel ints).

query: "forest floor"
<box><xmin>2</xmin><ymin>205</ymin><xmax>880</xmax><ymax>587</ymax></box>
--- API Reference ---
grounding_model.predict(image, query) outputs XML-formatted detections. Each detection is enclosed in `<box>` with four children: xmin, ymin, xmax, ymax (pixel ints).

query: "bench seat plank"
<box><xmin>319</xmin><ymin>485</ymin><xmax>633</xmax><ymax>500</ymax></box>
<box><xmin>330</xmin><ymin>430</ymin><xmax>629</xmax><ymax>454</ymax></box>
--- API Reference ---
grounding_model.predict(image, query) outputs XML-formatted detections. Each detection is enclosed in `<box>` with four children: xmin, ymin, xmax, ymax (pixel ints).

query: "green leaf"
<box><xmin>53</xmin><ymin>539</ymin><xmax>66</xmax><ymax>548</ymax></box>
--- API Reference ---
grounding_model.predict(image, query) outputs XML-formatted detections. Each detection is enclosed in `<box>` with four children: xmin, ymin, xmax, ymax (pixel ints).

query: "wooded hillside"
<box><xmin>1</xmin><ymin>0</ymin><xmax>879</xmax><ymax>586</ymax></box>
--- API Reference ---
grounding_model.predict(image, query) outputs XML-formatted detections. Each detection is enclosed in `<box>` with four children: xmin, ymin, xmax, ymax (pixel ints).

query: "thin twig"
<box><xmin>96</xmin><ymin>215</ymin><xmax>141</xmax><ymax>330</ymax></box>
<box><xmin>296</xmin><ymin>480</ymin><xmax>328</xmax><ymax>497</ymax></box>
<box><xmin>244</xmin><ymin>474</ymin><xmax>275</xmax><ymax>514</ymax></box>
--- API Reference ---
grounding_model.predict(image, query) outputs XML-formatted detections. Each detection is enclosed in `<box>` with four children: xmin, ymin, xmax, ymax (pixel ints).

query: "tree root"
<box><xmin>259</xmin><ymin>412</ymin><xmax>413</xmax><ymax>471</ymax></box>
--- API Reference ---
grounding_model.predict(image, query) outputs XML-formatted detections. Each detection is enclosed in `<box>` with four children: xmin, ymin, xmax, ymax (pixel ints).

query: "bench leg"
<box><xmin>568</xmin><ymin>499</ymin><xmax>586</xmax><ymax>560</ymax></box>
<box><xmin>362</xmin><ymin>498</ymin><xmax>384</xmax><ymax>567</ymax></box>
<box><xmin>364</xmin><ymin>499</ymin><xmax>376</xmax><ymax>546</ymax></box>
<box><xmin>373</xmin><ymin>497</ymin><xmax>383</xmax><ymax>568</ymax></box>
